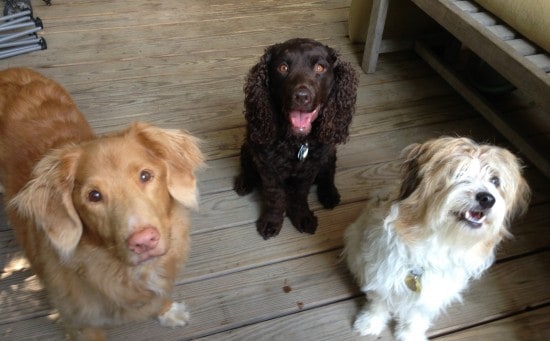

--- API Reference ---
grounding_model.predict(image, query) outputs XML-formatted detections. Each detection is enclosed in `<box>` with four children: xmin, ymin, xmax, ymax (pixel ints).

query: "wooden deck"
<box><xmin>1</xmin><ymin>1</ymin><xmax>549</xmax><ymax>340</ymax></box>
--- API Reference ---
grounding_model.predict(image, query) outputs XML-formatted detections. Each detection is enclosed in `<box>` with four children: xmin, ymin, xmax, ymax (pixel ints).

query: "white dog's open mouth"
<box><xmin>457</xmin><ymin>210</ymin><xmax>487</xmax><ymax>228</ymax></box>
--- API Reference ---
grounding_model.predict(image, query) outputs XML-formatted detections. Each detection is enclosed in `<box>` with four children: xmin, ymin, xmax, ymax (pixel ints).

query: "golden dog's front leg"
<box><xmin>157</xmin><ymin>300</ymin><xmax>190</xmax><ymax>327</ymax></box>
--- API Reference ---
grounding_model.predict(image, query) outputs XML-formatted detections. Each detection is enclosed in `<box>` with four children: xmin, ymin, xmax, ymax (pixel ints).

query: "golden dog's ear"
<box><xmin>131</xmin><ymin>122</ymin><xmax>205</xmax><ymax>209</ymax></box>
<box><xmin>9</xmin><ymin>147</ymin><xmax>83</xmax><ymax>258</ymax></box>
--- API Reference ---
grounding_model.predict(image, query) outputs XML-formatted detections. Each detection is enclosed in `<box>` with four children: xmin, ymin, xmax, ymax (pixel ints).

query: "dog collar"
<box><xmin>297</xmin><ymin>143</ymin><xmax>309</xmax><ymax>161</ymax></box>
<box><xmin>405</xmin><ymin>268</ymin><xmax>423</xmax><ymax>293</ymax></box>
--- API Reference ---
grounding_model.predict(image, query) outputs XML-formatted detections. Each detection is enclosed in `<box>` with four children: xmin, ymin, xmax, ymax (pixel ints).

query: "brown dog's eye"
<box><xmin>278</xmin><ymin>63</ymin><xmax>288</xmax><ymax>73</ymax></box>
<box><xmin>88</xmin><ymin>190</ymin><xmax>102</xmax><ymax>202</ymax></box>
<box><xmin>140</xmin><ymin>170</ymin><xmax>153</xmax><ymax>183</ymax></box>
<box><xmin>314</xmin><ymin>64</ymin><xmax>325</xmax><ymax>73</ymax></box>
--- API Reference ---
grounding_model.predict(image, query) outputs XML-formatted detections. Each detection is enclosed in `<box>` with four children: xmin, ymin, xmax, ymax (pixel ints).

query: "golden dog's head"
<box><xmin>10</xmin><ymin>122</ymin><xmax>204</xmax><ymax>265</ymax></box>
<box><xmin>393</xmin><ymin>137</ymin><xmax>530</xmax><ymax>249</ymax></box>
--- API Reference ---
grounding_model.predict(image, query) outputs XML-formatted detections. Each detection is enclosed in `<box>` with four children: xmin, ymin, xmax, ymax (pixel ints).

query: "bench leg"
<box><xmin>362</xmin><ymin>0</ymin><xmax>390</xmax><ymax>73</ymax></box>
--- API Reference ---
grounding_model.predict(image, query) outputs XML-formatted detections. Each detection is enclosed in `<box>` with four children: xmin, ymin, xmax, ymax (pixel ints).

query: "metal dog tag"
<box><xmin>405</xmin><ymin>271</ymin><xmax>422</xmax><ymax>293</ymax></box>
<box><xmin>297</xmin><ymin>143</ymin><xmax>309</xmax><ymax>161</ymax></box>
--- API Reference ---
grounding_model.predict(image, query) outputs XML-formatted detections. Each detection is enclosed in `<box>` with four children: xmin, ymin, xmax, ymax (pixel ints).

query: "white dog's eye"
<box><xmin>490</xmin><ymin>176</ymin><xmax>501</xmax><ymax>187</ymax></box>
<box><xmin>140</xmin><ymin>170</ymin><xmax>153</xmax><ymax>183</ymax></box>
<box><xmin>88</xmin><ymin>190</ymin><xmax>102</xmax><ymax>202</ymax></box>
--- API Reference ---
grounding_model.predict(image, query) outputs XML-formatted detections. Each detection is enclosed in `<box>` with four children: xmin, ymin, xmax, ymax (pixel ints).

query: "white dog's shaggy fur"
<box><xmin>343</xmin><ymin>137</ymin><xmax>530</xmax><ymax>341</ymax></box>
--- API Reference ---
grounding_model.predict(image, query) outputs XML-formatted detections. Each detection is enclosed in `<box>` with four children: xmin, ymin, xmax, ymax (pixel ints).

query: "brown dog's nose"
<box><xmin>127</xmin><ymin>227</ymin><xmax>160</xmax><ymax>254</ymax></box>
<box><xmin>294</xmin><ymin>88</ymin><xmax>312</xmax><ymax>106</ymax></box>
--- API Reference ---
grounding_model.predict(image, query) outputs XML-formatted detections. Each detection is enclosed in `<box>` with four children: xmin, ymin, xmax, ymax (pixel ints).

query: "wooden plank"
<box><xmin>197</xmin><ymin>300</ymin><xmax>550</xmax><ymax>341</ymax></box>
<box><xmin>434</xmin><ymin>305</ymin><xmax>550</xmax><ymax>341</ymax></box>
<box><xmin>8</xmin><ymin>8</ymin><xmax>350</xmax><ymax>67</ymax></box>
<box><xmin>196</xmin><ymin>298</ymin><xmax>380</xmax><ymax>341</ymax></box>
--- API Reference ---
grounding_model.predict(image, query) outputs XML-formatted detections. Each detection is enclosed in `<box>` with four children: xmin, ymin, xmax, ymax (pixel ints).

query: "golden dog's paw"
<box><xmin>158</xmin><ymin>302</ymin><xmax>190</xmax><ymax>328</ymax></box>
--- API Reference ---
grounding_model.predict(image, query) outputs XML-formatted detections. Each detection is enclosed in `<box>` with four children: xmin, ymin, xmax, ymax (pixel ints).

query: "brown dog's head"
<box><xmin>9</xmin><ymin>122</ymin><xmax>204</xmax><ymax>264</ymax></box>
<box><xmin>244</xmin><ymin>38</ymin><xmax>358</xmax><ymax>144</ymax></box>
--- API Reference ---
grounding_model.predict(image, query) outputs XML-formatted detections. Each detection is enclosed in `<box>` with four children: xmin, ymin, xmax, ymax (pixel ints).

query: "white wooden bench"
<box><xmin>362</xmin><ymin>0</ymin><xmax>550</xmax><ymax>178</ymax></box>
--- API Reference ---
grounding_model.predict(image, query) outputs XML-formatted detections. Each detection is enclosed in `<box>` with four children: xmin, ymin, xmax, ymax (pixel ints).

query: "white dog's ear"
<box><xmin>398</xmin><ymin>143</ymin><xmax>423</xmax><ymax>200</ymax></box>
<box><xmin>9</xmin><ymin>147</ymin><xmax>83</xmax><ymax>258</ymax></box>
<box><xmin>130</xmin><ymin>122</ymin><xmax>205</xmax><ymax>210</ymax></box>
<box><xmin>508</xmin><ymin>157</ymin><xmax>531</xmax><ymax>222</ymax></box>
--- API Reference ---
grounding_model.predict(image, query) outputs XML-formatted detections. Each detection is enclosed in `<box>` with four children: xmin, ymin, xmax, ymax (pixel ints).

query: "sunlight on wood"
<box><xmin>1</xmin><ymin>254</ymin><xmax>30</xmax><ymax>279</ymax></box>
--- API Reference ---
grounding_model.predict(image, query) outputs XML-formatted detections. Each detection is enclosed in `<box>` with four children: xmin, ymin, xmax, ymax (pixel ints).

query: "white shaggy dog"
<box><xmin>343</xmin><ymin>137</ymin><xmax>530</xmax><ymax>341</ymax></box>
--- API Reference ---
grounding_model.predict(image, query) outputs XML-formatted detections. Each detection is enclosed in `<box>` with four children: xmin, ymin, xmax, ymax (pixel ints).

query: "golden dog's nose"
<box><xmin>127</xmin><ymin>227</ymin><xmax>160</xmax><ymax>254</ymax></box>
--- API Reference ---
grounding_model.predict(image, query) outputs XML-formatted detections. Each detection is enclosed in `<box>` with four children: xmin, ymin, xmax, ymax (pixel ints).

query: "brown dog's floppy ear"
<box><xmin>317</xmin><ymin>46</ymin><xmax>358</xmax><ymax>144</ymax></box>
<box><xmin>244</xmin><ymin>45</ymin><xmax>278</xmax><ymax>144</ymax></box>
<box><xmin>398</xmin><ymin>143</ymin><xmax>423</xmax><ymax>200</ymax></box>
<box><xmin>9</xmin><ymin>147</ymin><xmax>83</xmax><ymax>258</ymax></box>
<box><xmin>131</xmin><ymin>123</ymin><xmax>205</xmax><ymax>209</ymax></box>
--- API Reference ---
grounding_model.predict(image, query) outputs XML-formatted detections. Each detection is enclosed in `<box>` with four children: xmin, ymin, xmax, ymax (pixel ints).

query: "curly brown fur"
<box><xmin>234</xmin><ymin>38</ymin><xmax>358</xmax><ymax>239</ymax></box>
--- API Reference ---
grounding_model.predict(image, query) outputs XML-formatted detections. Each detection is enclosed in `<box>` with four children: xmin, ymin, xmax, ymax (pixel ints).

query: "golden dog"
<box><xmin>0</xmin><ymin>68</ymin><xmax>204</xmax><ymax>340</ymax></box>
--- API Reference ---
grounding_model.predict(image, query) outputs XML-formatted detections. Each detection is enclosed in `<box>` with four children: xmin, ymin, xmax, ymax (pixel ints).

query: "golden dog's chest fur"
<box><xmin>0</xmin><ymin>68</ymin><xmax>203</xmax><ymax>339</ymax></box>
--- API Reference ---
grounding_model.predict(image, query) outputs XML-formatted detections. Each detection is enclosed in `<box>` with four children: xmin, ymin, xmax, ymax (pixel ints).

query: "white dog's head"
<box><xmin>393</xmin><ymin>137</ymin><xmax>530</xmax><ymax>251</ymax></box>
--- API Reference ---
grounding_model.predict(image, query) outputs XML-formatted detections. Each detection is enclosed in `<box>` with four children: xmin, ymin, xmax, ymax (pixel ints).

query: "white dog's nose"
<box><xmin>476</xmin><ymin>192</ymin><xmax>495</xmax><ymax>209</ymax></box>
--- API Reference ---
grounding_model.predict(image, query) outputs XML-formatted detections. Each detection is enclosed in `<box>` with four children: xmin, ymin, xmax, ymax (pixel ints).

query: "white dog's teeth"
<box><xmin>465</xmin><ymin>211</ymin><xmax>486</xmax><ymax>223</ymax></box>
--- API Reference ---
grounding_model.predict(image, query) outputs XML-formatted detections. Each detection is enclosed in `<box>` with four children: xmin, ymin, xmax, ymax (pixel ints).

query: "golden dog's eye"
<box><xmin>490</xmin><ymin>176</ymin><xmax>500</xmax><ymax>187</ymax></box>
<box><xmin>88</xmin><ymin>190</ymin><xmax>102</xmax><ymax>202</ymax></box>
<box><xmin>314</xmin><ymin>63</ymin><xmax>325</xmax><ymax>73</ymax></box>
<box><xmin>278</xmin><ymin>63</ymin><xmax>288</xmax><ymax>73</ymax></box>
<box><xmin>140</xmin><ymin>170</ymin><xmax>153</xmax><ymax>183</ymax></box>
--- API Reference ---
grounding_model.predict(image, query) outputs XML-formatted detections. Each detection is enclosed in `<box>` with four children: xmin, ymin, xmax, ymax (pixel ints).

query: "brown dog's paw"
<box><xmin>234</xmin><ymin>174</ymin><xmax>254</xmax><ymax>196</ymax></box>
<box><xmin>290</xmin><ymin>212</ymin><xmax>318</xmax><ymax>235</ymax></box>
<box><xmin>256</xmin><ymin>217</ymin><xmax>283</xmax><ymax>240</ymax></box>
<box><xmin>317</xmin><ymin>185</ymin><xmax>341</xmax><ymax>209</ymax></box>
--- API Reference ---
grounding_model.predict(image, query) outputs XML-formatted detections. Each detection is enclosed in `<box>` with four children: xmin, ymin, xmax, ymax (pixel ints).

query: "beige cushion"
<box><xmin>474</xmin><ymin>0</ymin><xmax>550</xmax><ymax>52</ymax></box>
<box><xmin>348</xmin><ymin>0</ymin><xmax>437</xmax><ymax>43</ymax></box>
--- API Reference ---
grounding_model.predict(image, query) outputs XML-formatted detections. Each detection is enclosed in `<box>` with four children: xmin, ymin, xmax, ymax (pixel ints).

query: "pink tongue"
<box><xmin>290</xmin><ymin>109</ymin><xmax>317</xmax><ymax>131</ymax></box>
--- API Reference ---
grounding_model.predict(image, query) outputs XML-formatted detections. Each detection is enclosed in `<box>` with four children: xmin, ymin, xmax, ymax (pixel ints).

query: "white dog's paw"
<box><xmin>395</xmin><ymin>329</ymin><xmax>428</xmax><ymax>341</ymax></box>
<box><xmin>158</xmin><ymin>302</ymin><xmax>190</xmax><ymax>328</ymax></box>
<box><xmin>395</xmin><ymin>319</ymin><xmax>430</xmax><ymax>341</ymax></box>
<box><xmin>353</xmin><ymin>310</ymin><xmax>386</xmax><ymax>336</ymax></box>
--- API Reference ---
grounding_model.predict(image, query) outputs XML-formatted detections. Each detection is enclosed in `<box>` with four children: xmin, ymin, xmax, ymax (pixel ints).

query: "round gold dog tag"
<box><xmin>405</xmin><ymin>273</ymin><xmax>422</xmax><ymax>293</ymax></box>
